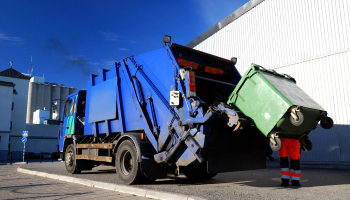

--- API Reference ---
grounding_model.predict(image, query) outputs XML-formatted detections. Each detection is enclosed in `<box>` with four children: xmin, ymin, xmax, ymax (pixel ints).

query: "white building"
<box><xmin>26</xmin><ymin>76</ymin><xmax>77</xmax><ymax>124</ymax></box>
<box><xmin>0</xmin><ymin>64</ymin><xmax>77</xmax><ymax>158</ymax></box>
<box><xmin>0</xmin><ymin>66</ymin><xmax>31</xmax><ymax>156</ymax></box>
<box><xmin>33</xmin><ymin>109</ymin><xmax>50</xmax><ymax>124</ymax></box>
<box><xmin>0</xmin><ymin>81</ymin><xmax>15</xmax><ymax>160</ymax></box>
<box><xmin>187</xmin><ymin>0</ymin><xmax>350</xmax><ymax>163</ymax></box>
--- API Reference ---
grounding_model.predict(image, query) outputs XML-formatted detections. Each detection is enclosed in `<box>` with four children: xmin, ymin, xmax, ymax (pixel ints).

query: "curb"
<box><xmin>17</xmin><ymin>167</ymin><xmax>205</xmax><ymax>200</ymax></box>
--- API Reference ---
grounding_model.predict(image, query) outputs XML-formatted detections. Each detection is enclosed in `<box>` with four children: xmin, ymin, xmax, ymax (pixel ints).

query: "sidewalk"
<box><xmin>0</xmin><ymin>164</ymin><xmax>151</xmax><ymax>200</ymax></box>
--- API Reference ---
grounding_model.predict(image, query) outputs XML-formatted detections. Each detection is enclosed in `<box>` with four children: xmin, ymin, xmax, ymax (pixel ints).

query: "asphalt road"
<box><xmin>18</xmin><ymin>160</ymin><xmax>350</xmax><ymax>200</ymax></box>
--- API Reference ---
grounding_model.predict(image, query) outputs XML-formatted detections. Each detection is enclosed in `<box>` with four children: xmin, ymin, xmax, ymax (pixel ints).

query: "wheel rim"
<box><xmin>120</xmin><ymin>150</ymin><xmax>133</xmax><ymax>176</ymax></box>
<box><xmin>66</xmin><ymin>150</ymin><xmax>74</xmax><ymax>167</ymax></box>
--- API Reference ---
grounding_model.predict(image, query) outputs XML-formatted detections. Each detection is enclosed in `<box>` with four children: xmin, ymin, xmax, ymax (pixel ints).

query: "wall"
<box><xmin>0</xmin><ymin>83</ymin><xmax>13</xmax><ymax>133</ymax></box>
<box><xmin>0</xmin><ymin>76</ymin><xmax>30</xmax><ymax>153</ymax></box>
<box><xmin>192</xmin><ymin>0</ymin><xmax>350</xmax><ymax>162</ymax></box>
<box><xmin>10</xmin><ymin>124</ymin><xmax>59</xmax><ymax>159</ymax></box>
<box><xmin>0</xmin><ymin>82</ymin><xmax>14</xmax><ymax>160</ymax></box>
<box><xmin>33</xmin><ymin>110</ymin><xmax>50</xmax><ymax>124</ymax></box>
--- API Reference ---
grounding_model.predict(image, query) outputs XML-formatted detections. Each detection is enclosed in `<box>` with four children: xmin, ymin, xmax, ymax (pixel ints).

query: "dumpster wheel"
<box><xmin>290</xmin><ymin>111</ymin><xmax>304</xmax><ymax>126</ymax></box>
<box><xmin>269</xmin><ymin>136</ymin><xmax>282</xmax><ymax>151</ymax></box>
<box><xmin>301</xmin><ymin>136</ymin><xmax>313</xmax><ymax>151</ymax></box>
<box><xmin>321</xmin><ymin>117</ymin><xmax>333</xmax><ymax>129</ymax></box>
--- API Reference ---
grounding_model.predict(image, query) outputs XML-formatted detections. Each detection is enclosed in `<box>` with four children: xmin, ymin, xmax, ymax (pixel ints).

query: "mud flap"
<box><xmin>206</xmin><ymin>119</ymin><xmax>268</xmax><ymax>174</ymax></box>
<box><xmin>139</xmin><ymin>142</ymin><xmax>167</xmax><ymax>179</ymax></box>
<box><xmin>140</xmin><ymin>159</ymin><xmax>167</xmax><ymax>179</ymax></box>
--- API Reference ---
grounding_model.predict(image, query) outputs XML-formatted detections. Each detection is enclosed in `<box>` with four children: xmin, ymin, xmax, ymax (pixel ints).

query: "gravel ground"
<box><xmin>19</xmin><ymin>160</ymin><xmax>350</xmax><ymax>200</ymax></box>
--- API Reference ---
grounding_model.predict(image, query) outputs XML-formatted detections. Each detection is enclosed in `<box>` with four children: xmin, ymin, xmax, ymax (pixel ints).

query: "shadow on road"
<box><xmin>142</xmin><ymin>167</ymin><xmax>350</xmax><ymax>189</ymax></box>
<box><xmin>81</xmin><ymin>169</ymin><xmax>116</xmax><ymax>174</ymax></box>
<box><xmin>18</xmin><ymin>160</ymin><xmax>350</xmax><ymax>189</ymax></box>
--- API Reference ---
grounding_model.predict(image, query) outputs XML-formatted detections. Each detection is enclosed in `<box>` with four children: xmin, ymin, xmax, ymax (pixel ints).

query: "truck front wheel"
<box><xmin>116</xmin><ymin>140</ymin><xmax>146</xmax><ymax>184</ymax></box>
<box><xmin>65</xmin><ymin>144</ymin><xmax>81</xmax><ymax>174</ymax></box>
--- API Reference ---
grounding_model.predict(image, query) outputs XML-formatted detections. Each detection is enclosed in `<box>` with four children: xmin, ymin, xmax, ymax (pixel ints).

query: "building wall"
<box><xmin>10</xmin><ymin>124</ymin><xmax>59</xmax><ymax>159</ymax></box>
<box><xmin>0</xmin><ymin>82</ymin><xmax>14</xmax><ymax>160</ymax></box>
<box><xmin>0</xmin><ymin>77</ymin><xmax>30</xmax><ymax>152</ymax></box>
<box><xmin>192</xmin><ymin>0</ymin><xmax>350</xmax><ymax>162</ymax></box>
<box><xmin>33</xmin><ymin>110</ymin><xmax>50</xmax><ymax>124</ymax></box>
<box><xmin>0</xmin><ymin>83</ymin><xmax>13</xmax><ymax>133</ymax></box>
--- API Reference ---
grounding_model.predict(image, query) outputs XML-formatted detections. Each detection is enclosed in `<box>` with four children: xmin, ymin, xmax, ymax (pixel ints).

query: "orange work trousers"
<box><xmin>278</xmin><ymin>139</ymin><xmax>300</xmax><ymax>160</ymax></box>
<box><xmin>279</xmin><ymin>139</ymin><xmax>301</xmax><ymax>180</ymax></box>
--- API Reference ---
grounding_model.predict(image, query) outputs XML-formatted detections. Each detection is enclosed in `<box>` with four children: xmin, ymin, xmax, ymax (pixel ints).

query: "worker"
<box><xmin>279</xmin><ymin>138</ymin><xmax>301</xmax><ymax>187</ymax></box>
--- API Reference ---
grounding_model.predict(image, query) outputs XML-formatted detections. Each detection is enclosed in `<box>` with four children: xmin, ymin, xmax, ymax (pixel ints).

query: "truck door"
<box><xmin>59</xmin><ymin>98</ymin><xmax>71</xmax><ymax>151</ymax></box>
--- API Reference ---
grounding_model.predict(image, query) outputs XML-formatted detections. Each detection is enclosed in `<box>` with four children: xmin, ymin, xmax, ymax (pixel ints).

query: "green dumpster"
<box><xmin>227</xmin><ymin>64</ymin><xmax>333</xmax><ymax>150</ymax></box>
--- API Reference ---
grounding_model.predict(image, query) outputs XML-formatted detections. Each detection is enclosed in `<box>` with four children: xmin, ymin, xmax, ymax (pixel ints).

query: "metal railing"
<box><xmin>4</xmin><ymin>152</ymin><xmax>58</xmax><ymax>165</ymax></box>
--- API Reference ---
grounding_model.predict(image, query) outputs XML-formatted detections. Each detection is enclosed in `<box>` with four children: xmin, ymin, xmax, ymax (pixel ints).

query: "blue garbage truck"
<box><xmin>58</xmin><ymin>36</ymin><xmax>268</xmax><ymax>184</ymax></box>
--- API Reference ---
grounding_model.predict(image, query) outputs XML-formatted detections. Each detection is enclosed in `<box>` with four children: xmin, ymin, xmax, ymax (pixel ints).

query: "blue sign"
<box><xmin>22</xmin><ymin>137</ymin><xmax>27</xmax><ymax>143</ymax></box>
<box><xmin>23</xmin><ymin>131</ymin><xmax>28</xmax><ymax>137</ymax></box>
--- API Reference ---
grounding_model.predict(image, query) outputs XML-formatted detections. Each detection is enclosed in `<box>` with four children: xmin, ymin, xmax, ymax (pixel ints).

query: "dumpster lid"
<box><xmin>259</xmin><ymin>70</ymin><xmax>325</xmax><ymax>111</ymax></box>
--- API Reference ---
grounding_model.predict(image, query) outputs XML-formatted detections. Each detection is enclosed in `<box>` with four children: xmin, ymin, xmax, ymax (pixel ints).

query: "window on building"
<box><xmin>12</xmin><ymin>102</ymin><xmax>14</xmax><ymax>110</ymax></box>
<box><xmin>10</xmin><ymin>121</ymin><xmax>12</xmax><ymax>129</ymax></box>
<box><xmin>0</xmin><ymin>136</ymin><xmax>1</xmax><ymax>143</ymax></box>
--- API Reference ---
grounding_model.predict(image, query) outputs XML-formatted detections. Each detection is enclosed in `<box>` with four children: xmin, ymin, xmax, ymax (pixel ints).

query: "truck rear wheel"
<box><xmin>65</xmin><ymin>144</ymin><xmax>81</xmax><ymax>174</ymax></box>
<box><xmin>115</xmin><ymin>140</ymin><xmax>146</xmax><ymax>184</ymax></box>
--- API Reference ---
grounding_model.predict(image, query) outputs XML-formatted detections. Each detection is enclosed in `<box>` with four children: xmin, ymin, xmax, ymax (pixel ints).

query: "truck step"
<box><xmin>76</xmin><ymin>155</ymin><xmax>112</xmax><ymax>162</ymax></box>
<box><xmin>76</xmin><ymin>143</ymin><xmax>113</xmax><ymax>149</ymax></box>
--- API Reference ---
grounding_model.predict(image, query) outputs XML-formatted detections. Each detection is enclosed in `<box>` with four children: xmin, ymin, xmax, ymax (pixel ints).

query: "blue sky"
<box><xmin>0</xmin><ymin>0</ymin><xmax>248</xmax><ymax>90</ymax></box>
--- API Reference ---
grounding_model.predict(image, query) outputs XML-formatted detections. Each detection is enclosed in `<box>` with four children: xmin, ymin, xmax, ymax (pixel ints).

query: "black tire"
<box><xmin>290</xmin><ymin>112</ymin><xmax>304</xmax><ymax>126</ymax></box>
<box><xmin>64</xmin><ymin>144</ymin><xmax>81</xmax><ymax>174</ymax></box>
<box><xmin>183</xmin><ymin>166</ymin><xmax>217</xmax><ymax>180</ymax></box>
<box><xmin>301</xmin><ymin>137</ymin><xmax>313</xmax><ymax>151</ymax></box>
<box><xmin>321</xmin><ymin>117</ymin><xmax>333</xmax><ymax>129</ymax></box>
<box><xmin>269</xmin><ymin>137</ymin><xmax>282</xmax><ymax>151</ymax></box>
<box><xmin>115</xmin><ymin>140</ymin><xmax>146</xmax><ymax>185</ymax></box>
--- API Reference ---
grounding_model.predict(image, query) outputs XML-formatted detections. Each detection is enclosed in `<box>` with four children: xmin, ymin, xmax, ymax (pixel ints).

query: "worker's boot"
<box><xmin>291</xmin><ymin>180</ymin><xmax>301</xmax><ymax>187</ymax></box>
<box><xmin>291</xmin><ymin>158</ymin><xmax>301</xmax><ymax>187</ymax></box>
<box><xmin>281</xmin><ymin>178</ymin><xmax>289</xmax><ymax>186</ymax></box>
